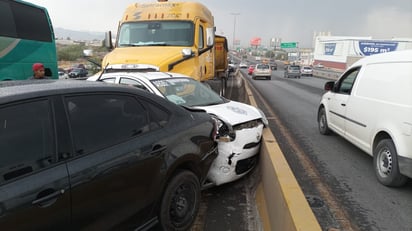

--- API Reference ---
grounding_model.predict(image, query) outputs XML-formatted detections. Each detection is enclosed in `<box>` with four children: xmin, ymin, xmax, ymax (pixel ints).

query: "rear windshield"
<box><xmin>257</xmin><ymin>64</ymin><xmax>269</xmax><ymax>69</ymax></box>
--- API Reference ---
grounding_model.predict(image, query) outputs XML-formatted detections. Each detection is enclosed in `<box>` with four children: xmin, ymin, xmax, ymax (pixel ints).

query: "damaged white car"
<box><xmin>88</xmin><ymin>68</ymin><xmax>268</xmax><ymax>186</ymax></box>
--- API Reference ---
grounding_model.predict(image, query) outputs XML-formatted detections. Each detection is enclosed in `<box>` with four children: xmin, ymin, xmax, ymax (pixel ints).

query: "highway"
<box><xmin>239</xmin><ymin>63</ymin><xmax>412</xmax><ymax>231</ymax></box>
<box><xmin>153</xmin><ymin>62</ymin><xmax>411</xmax><ymax>230</ymax></box>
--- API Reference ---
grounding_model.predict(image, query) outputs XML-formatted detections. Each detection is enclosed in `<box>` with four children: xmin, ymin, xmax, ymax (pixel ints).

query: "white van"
<box><xmin>317</xmin><ymin>49</ymin><xmax>412</xmax><ymax>187</ymax></box>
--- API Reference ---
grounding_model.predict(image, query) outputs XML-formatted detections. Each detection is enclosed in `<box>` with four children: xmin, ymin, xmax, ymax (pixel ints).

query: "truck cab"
<box><xmin>102</xmin><ymin>0</ymin><xmax>222</xmax><ymax>82</ymax></box>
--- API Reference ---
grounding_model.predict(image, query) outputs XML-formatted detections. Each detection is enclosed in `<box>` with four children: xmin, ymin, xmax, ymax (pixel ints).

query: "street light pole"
<box><xmin>231</xmin><ymin>13</ymin><xmax>240</xmax><ymax>50</ymax></box>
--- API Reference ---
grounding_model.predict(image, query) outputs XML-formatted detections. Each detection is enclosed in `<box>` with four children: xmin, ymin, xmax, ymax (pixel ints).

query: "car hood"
<box><xmin>195</xmin><ymin>100</ymin><xmax>262</xmax><ymax>126</ymax></box>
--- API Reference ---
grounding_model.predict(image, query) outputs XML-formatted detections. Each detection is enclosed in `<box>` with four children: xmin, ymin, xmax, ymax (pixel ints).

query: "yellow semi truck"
<box><xmin>102</xmin><ymin>0</ymin><xmax>228</xmax><ymax>85</ymax></box>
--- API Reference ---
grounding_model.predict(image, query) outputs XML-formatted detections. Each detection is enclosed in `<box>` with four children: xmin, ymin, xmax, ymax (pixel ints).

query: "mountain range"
<box><xmin>54</xmin><ymin>27</ymin><xmax>105</xmax><ymax>41</ymax></box>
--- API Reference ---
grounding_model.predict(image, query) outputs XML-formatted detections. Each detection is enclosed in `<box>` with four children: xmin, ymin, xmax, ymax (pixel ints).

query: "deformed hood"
<box><xmin>196</xmin><ymin>100</ymin><xmax>262</xmax><ymax>126</ymax></box>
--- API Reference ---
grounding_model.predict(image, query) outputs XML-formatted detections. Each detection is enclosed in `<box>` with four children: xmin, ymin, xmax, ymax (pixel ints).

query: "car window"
<box><xmin>336</xmin><ymin>67</ymin><xmax>360</xmax><ymax>94</ymax></box>
<box><xmin>140</xmin><ymin>99</ymin><xmax>170</xmax><ymax>129</ymax></box>
<box><xmin>152</xmin><ymin>78</ymin><xmax>224</xmax><ymax>107</ymax></box>
<box><xmin>257</xmin><ymin>64</ymin><xmax>269</xmax><ymax>69</ymax></box>
<box><xmin>65</xmin><ymin>94</ymin><xmax>151</xmax><ymax>155</ymax></box>
<box><xmin>119</xmin><ymin>77</ymin><xmax>150</xmax><ymax>91</ymax></box>
<box><xmin>101</xmin><ymin>77</ymin><xmax>116</xmax><ymax>83</ymax></box>
<box><xmin>0</xmin><ymin>99</ymin><xmax>55</xmax><ymax>183</ymax></box>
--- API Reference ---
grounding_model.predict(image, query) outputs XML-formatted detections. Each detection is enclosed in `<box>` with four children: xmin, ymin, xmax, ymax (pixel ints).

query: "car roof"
<box><xmin>0</xmin><ymin>79</ymin><xmax>162</xmax><ymax>104</ymax></box>
<box><xmin>92</xmin><ymin>71</ymin><xmax>191</xmax><ymax>82</ymax></box>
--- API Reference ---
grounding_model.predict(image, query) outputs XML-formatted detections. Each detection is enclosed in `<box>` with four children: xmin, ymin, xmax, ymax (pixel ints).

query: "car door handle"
<box><xmin>150</xmin><ymin>145</ymin><xmax>167</xmax><ymax>156</ymax></box>
<box><xmin>341</xmin><ymin>103</ymin><xmax>346</xmax><ymax>106</ymax></box>
<box><xmin>32</xmin><ymin>189</ymin><xmax>65</xmax><ymax>207</ymax></box>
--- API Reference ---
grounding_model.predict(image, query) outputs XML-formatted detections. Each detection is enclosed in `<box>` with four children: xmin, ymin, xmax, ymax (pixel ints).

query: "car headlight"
<box><xmin>257</xmin><ymin>108</ymin><xmax>269</xmax><ymax>127</ymax></box>
<box><xmin>211</xmin><ymin>115</ymin><xmax>235</xmax><ymax>142</ymax></box>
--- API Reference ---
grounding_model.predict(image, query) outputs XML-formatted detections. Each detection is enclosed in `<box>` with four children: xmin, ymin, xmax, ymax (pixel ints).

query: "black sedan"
<box><xmin>0</xmin><ymin>80</ymin><xmax>218</xmax><ymax>230</ymax></box>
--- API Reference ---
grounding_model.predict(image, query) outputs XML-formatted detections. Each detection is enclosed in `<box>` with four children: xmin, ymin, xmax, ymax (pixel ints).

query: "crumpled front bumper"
<box><xmin>207</xmin><ymin>124</ymin><xmax>264</xmax><ymax>186</ymax></box>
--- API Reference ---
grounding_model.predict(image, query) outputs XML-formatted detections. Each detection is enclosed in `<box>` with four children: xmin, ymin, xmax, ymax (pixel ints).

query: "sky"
<box><xmin>28</xmin><ymin>0</ymin><xmax>412</xmax><ymax>48</ymax></box>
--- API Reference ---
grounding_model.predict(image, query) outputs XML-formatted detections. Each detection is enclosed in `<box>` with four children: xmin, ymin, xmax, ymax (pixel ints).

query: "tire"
<box><xmin>267</xmin><ymin>76</ymin><xmax>271</xmax><ymax>80</ymax></box>
<box><xmin>159</xmin><ymin>171</ymin><xmax>201</xmax><ymax>230</ymax></box>
<box><xmin>373</xmin><ymin>139</ymin><xmax>408</xmax><ymax>187</ymax></box>
<box><xmin>318</xmin><ymin>107</ymin><xmax>331</xmax><ymax>135</ymax></box>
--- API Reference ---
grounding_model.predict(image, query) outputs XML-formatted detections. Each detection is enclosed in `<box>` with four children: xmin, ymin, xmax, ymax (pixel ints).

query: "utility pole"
<box><xmin>231</xmin><ymin>13</ymin><xmax>240</xmax><ymax>50</ymax></box>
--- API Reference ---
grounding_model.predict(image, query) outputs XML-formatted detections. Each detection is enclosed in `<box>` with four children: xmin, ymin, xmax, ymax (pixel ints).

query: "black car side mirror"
<box><xmin>324</xmin><ymin>81</ymin><xmax>335</xmax><ymax>91</ymax></box>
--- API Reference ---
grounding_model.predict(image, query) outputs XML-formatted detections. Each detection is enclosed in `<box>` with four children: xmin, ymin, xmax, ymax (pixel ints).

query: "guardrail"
<box><xmin>313</xmin><ymin>68</ymin><xmax>342</xmax><ymax>80</ymax></box>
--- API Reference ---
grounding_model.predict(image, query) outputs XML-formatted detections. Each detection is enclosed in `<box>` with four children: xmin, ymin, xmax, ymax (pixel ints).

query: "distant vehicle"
<box><xmin>269</xmin><ymin>60</ymin><xmax>277</xmax><ymax>70</ymax></box>
<box><xmin>318</xmin><ymin>49</ymin><xmax>412</xmax><ymax>187</ymax></box>
<box><xmin>301</xmin><ymin>66</ymin><xmax>313</xmax><ymax>76</ymax></box>
<box><xmin>239</xmin><ymin>62</ymin><xmax>248</xmax><ymax>68</ymax></box>
<box><xmin>58</xmin><ymin>68</ymin><xmax>68</xmax><ymax>79</ymax></box>
<box><xmin>284</xmin><ymin>65</ymin><xmax>301</xmax><ymax>78</ymax></box>
<box><xmin>68</xmin><ymin>68</ymin><xmax>88</xmax><ymax>78</ymax></box>
<box><xmin>0</xmin><ymin>79</ymin><xmax>218</xmax><ymax>230</ymax></box>
<box><xmin>248</xmin><ymin>65</ymin><xmax>255</xmax><ymax>75</ymax></box>
<box><xmin>315</xmin><ymin>63</ymin><xmax>324</xmax><ymax>68</ymax></box>
<box><xmin>228</xmin><ymin>60</ymin><xmax>236</xmax><ymax>73</ymax></box>
<box><xmin>0</xmin><ymin>0</ymin><xmax>58</xmax><ymax>80</ymax></box>
<box><xmin>252</xmin><ymin>63</ymin><xmax>272</xmax><ymax>80</ymax></box>
<box><xmin>67</xmin><ymin>64</ymin><xmax>86</xmax><ymax>73</ymax></box>
<box><xmin>88</xmin><ymin>70</ymin><xmax>268</xmax><ymax>186</ymax></box>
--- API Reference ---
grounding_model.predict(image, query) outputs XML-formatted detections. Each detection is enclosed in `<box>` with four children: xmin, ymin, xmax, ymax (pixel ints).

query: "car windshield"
<box><xmin>257</xmin><ymin>64</ymin><xmax>269</xmax><ymax>69</ymax></box>
<box><xmin>151</xmin><ymin>78</ymin><xmax>225</xmax><ymax>107</ymax></box>
<box><xmin>117</xmin><ymin>21</ymin><xmax>194</xmax><ymax>47</ymax></box>
<box><xmin>290</xmin><ymin>66</ymin><xmax>300</xmax><ymax>70</ymax></box>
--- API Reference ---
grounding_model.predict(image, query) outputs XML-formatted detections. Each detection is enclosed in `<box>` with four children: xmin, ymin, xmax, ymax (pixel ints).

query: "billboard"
<box><xmin>357</xmin><ymin>41</ymin><xmax>399</xmax><ymax>56</ymax></box>
<box><xmin>324</xmin><ymin>43</ymin><xmax>336</xmax><ymax>55</ymax></box>
<box><xmin>250</xmin><ymin>37</ymin><xmax>261</xmax><ymax>46</ymax></box>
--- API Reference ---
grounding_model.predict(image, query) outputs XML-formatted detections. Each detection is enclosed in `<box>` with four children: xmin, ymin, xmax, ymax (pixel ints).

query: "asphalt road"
<box><xmin>241</xmin><ymin>67</ymin><xmax>412</xmax><ymax>231</ymax></box>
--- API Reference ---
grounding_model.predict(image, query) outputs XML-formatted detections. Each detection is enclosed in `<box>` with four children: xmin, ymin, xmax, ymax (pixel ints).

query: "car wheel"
<box><xmin>318</xmin><ymin>107</ymin><xmax>331</xmax><ymax>135</ymax></box>
<box><xmin>373</xmin><ymin>139</ymin><xmax>408</xmax><ymax>187</ymax></box>
<box><xmin>267</xmin><ymin>76</ymin><xmax>271</xmax><ymax>80</ymax></box>
<box><xmin>159</xmin><ymin>171</ymin><xmax>200</xmax><ymax>230</ymax></box>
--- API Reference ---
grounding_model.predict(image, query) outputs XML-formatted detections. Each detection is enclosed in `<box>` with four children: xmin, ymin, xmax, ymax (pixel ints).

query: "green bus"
<box><xmin>0</xmin><ymin>0</ymin><xmax>58</xmax><ymax>80</ymax></box>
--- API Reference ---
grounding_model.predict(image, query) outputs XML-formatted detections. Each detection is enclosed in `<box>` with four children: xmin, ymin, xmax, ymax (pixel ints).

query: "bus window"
<box><xmin>0</xmin><ymin>0</ymin><xmax>58</xmax><ymax>80</ymax></box>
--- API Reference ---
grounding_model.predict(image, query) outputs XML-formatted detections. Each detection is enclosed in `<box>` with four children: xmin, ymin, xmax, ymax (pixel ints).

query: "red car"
<box><xmin>248</xmin><ymin>65</ymin><xmax>255</xmax><ymax>75</ymax></box>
